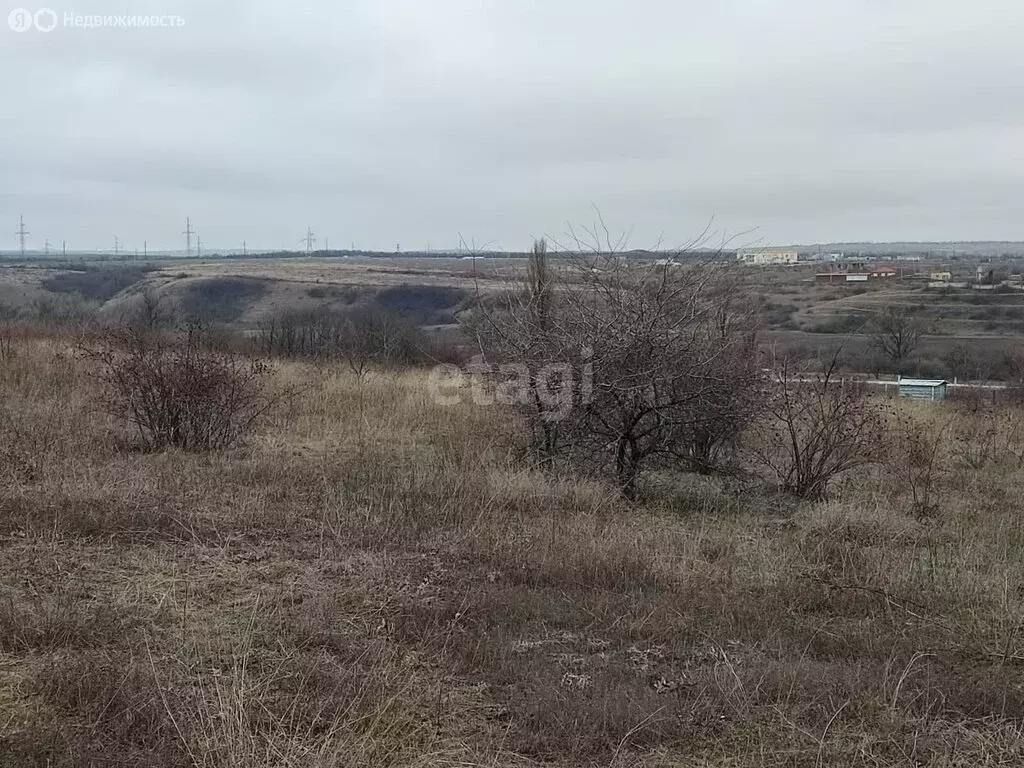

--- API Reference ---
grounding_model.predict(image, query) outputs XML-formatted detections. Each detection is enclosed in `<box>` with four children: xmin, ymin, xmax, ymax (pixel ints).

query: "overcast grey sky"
<box><xmin>3</xmin><ymin>0</ymin><xmax>1023</xmax><ymax>252</ymax></box>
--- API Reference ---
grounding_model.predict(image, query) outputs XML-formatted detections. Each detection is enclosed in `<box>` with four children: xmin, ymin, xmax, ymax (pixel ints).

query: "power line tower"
<box><xmin>113</xmin><ymin>235</ymin><xmax>120</xmax><ymax>256</ymax></box>
<box><xmin>44</xmin><ymin>239</ymin><xmax>52</xmax><ymax>256</ymax></box>
<box><xmin>15</xmin><ymin>215</ymin><xmax>29</xmax><ymax>257</ymax></box>
<box><xmin>302</xmin><ymin>227</ymin><xmax>316</xmax><ymax>254</ymax></box>
<box><xmin>182</xmin><ymin>217</ymin><xmax>195</xmax><ymax>257</ymax></box>
<box><xmin>196</xmin><ymin>234</ymin><xmax>202</xmax><ymax>258</ymax></box>
<box><xmin>242</xmin><ymin>240</ymin><xmax>247</xmax><ymax>257</ymax></box>
<box><xmin>143</xmin><ymin>240</ymin><xmax>147</xmax><ymax>259</ymax></box>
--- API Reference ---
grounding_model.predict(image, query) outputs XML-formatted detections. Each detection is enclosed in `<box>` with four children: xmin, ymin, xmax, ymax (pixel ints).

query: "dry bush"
<box><xmin>947</xmin><ymin>394</ymin><xmax>1024</xmax><ymax>469</ymax></box>
<box><xmin>885</xmin><ymin>409</ymin><xmax>951</xmax><ymax>516</ymax></box>
<box><xmin>471</xmin><ymin>237</ymin><xmax>763</xmax><ymax>497</ymax></box>
<box><xmin>952</xmin><ymin>416</ymin><xmax>1000</xmax><ymax>470</ymax></box>
<box><xmin>749</xmin><ymin>355</ymin><xmax>886</xmax><ymax>499</ymax></box>
<box><xmin>85</xmin><ymin>327</ymin><xmax>273</xmax><ymax>451</ymax></box>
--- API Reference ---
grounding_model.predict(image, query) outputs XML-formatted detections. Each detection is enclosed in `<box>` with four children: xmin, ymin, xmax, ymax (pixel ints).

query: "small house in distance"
<box><xmin>898</xmin><ymin>377</ymin><xmax>948</xmax><ymax>401</ymax></box>
<box><xmin>869</xmin><ymin>264</ymin><xmax>898</xmax><ymax>278</ymax></box>
<box><xmin>814</xmin><ymin>263</ymin><xmax>904</xmax><ymax>284</ymax></box>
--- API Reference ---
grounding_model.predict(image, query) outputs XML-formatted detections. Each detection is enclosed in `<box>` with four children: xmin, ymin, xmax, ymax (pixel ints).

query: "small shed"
<box><xmin>898</xmin><ymin>377</ymin><xmax>948</xmax><ymax>401</ymax></box>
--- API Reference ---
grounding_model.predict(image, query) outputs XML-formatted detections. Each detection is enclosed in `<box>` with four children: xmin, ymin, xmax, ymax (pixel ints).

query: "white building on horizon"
<box><xmin>736</xmin><ymin>248</ymin><xmax>800</xmax><ymax>267</ymax></box>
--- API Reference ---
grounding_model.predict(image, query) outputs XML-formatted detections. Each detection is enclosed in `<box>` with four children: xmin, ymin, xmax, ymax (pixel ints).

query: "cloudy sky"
<box><xmin>3</xmin><ymin>0</ymin><xmax>1023</xmax><ymax>253</ymax></box>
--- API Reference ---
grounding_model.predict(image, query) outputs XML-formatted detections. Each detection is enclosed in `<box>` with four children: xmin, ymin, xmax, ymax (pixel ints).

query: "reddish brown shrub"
<box><xmin>86</xmin><ymin>327</ymin><xmax>272</xmax><ymax>451</ymax></box>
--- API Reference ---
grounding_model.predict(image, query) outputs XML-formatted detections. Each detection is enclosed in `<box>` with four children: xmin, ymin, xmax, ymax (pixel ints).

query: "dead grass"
<box><xmin>2</xmin><ymin>331</ymin><xmax>1024</xmax><ymax>766</ymax></box>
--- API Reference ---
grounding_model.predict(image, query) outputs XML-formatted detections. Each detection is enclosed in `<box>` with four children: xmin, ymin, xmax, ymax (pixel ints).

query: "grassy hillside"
<box><xmin>7</xmin><ymin>258</ymin><xmax>1024</xmax><ymax>385</ymax></box>
<box><xmin>0</xmin><ymin>260</ymin><xmax>478</xmax><ymax>335</ymax></box>
<box><xmin>2</xmin><ymin>330</ymin><xmax>1024</xmax><ymax>766</ymax></box>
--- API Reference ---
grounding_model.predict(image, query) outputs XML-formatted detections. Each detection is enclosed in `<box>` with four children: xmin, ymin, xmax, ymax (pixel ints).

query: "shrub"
<box><xmin>87</xmin><ymin>327</ymin><xmax>272</xmax><ymax>451</ymax></box>
<box><xmin>471</xmin><ymin>238</ymin><xmax>763</xmax><ymax>498</ymax></box>
<box><xmin>949</xmin><ymin>400</ymin><xmax>1024</xmax><ymax>469</ymax></box>
<box><xmin>886</xmin><ymin>411</ymin><xmax>949</xmax><ymax>516</ymax></box>
<box><xmin>749</xmin><ymin>355</ymin><xmax>886</xmax><ymax>500</ymax></box>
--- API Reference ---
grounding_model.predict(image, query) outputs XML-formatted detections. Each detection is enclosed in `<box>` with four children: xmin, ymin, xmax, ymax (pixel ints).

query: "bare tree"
<box><xmin>339</xmin><ymin>306</ymin><xmax>427</xmax><ymax>375</ymax></box>
<box><xmin>868</xmin><ymin>307</ymin><xmax>923</xmax><ymax>370</ymax></box>
<box><xmin>256</xmin><ymin>307</ymin><xmax>348</xmax><ymax>360</ymax></box>
<box><xmin>522</xmin><ymin>238</ymin><xmax>559</xmax><ymax>461</ymax></box>
<box><xmin>126</xmin><ymin>287</ymin><xmax>173</xmax><ymax>334</ymax></box>
<box><xmin>749</xmin><ymin>353</ymin><xmax>886</xmax><ymax>500</ymax></box>
<box><xmin>471</xmin><ymin>230</ymin><xmax>762</xmax><ymax>499</ymax></box>
<box><xmin>255</xmin><ymin>305</ymin><xmax>427</xmax><ymax>372</ymax></box>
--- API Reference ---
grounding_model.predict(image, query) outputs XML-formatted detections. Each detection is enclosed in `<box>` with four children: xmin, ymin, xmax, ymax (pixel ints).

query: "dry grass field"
<box><xmin>0</xmin><ymin>257</ymin><xmax>523</xmax><ymax>337</ymax></box>
<box><xmin>3</xmin><ymin>328</ymin><xmax>1024</xmax><ymax>766</ymax></box>
<box><xmin>6</xmin><ymin>257</ymin><xmax>1024</xmax><ymax>382</ymax></box>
